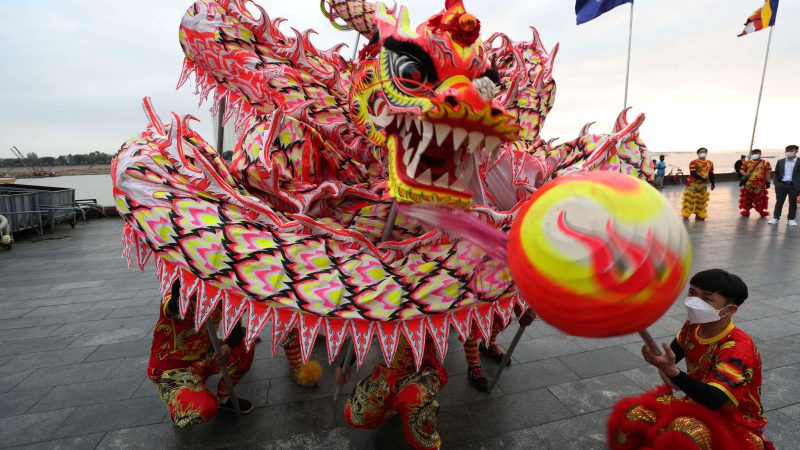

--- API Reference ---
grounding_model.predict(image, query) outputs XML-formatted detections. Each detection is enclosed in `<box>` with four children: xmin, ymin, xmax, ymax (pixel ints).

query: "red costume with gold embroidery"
<box><xmin>147</xmin><ymin>284</ymin><xmax>254</xmax><ymax>427</ymax></box>
<box><xmin>608</xmin><ymin>321</ymin><xmax>772</xmax><ymax>450</ymax></box>
<box><xmin>739</xmin><ymin>160</ymin><xmax>772</xmax><ymax>217</ymax></box>
<box><xmin>344</xmin><ymin>337</ymin><xmax>448</xmax><ymax>450</ymax></box>
<box><xmin>682</xmin><ymin>159</ymin><xmax>714</xmax><ymax>219</ymax></box>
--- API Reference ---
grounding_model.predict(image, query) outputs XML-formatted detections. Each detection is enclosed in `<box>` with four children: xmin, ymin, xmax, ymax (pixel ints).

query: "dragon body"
<box><xmin>114</xmin><ymin>0</ymin><xmax>653</xmax><ymax>367</ymax></box>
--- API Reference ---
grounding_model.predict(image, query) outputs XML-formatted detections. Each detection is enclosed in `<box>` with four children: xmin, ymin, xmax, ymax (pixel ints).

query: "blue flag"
<box><xmin>576</xmin><ymin>0</ymin><xmax>633</xmax><ymax>25</ymax></box>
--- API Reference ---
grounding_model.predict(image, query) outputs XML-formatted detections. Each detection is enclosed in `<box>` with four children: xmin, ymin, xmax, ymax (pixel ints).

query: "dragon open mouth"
<box><xmin>383</xmin><ymin>114</ymin><xmax>503</xmax><ymax>204</ymax></box>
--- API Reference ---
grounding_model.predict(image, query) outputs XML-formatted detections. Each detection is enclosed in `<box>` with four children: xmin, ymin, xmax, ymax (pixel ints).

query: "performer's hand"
<box><xmin>519</xmin><ymin>309</ymin><xmax>536</xmax><ymax>327</ymax></box>
<box><xmin>214</xmin><ymin>344</ymin><xmax>232</xmax><ymax>363</ymax></box>
<box><xmin>641</xmin><ymin>342</ymin><xmax>679</xmax><ymax>377</ymax></box>
<box><xmin>335</xmin><ymin>366</ymin><xmax>352</xmax><ymax>386</ymax></box>
<box><xmin>659</xmin><ymin>369</ymin><xmax>679</xmax><ymax>390</ymax></box>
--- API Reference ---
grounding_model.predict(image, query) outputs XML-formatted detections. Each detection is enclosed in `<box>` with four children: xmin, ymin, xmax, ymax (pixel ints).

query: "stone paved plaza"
<box><xmin>1</xmin><ymin>182</ymin><xmax>799</xmax><ymax>449</ymax></box>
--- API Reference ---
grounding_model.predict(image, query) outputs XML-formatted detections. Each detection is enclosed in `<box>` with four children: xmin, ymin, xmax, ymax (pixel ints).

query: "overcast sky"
<box><xmin>1</xmin><ymin>0</ymin><xmax>798</xmax><ymax>158</ymax></box>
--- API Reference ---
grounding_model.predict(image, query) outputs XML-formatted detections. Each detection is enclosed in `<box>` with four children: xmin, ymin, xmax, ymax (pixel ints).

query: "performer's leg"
<box><xmin>283</xmin><ymin>330</ymin><xmax>321</xmax><ymax>387</ymax></box>
<box><xmin>756</xmin><ymin>189</ymin><xmax>770</xmax><ymax>217</ymax></box>
<box><xmin>680</xmin><ymin>187</ymin><xmax>694</xmax><ymax>219</ymax></box>
<box><xmin>344</xmin><ymin>366</ymin><xmax>392</xmax><ymax>430</ymax></box>
<box><xmin>395</xmin><ymin>370</ymin><xmax>444</xmax><ymax>450</ymax></box>
<box><xmin>464</xmin><ymin>335</ymin><xmax>488</xmax><ymax>392</ymax></box>
<box><xmin>152</xmin><ymin>367</ymin><xmax>219</xmax><ymax>427</ymax></box>
<box><xmin>479</xmin><ymin>322</ymin><xmax>509</xmax><ymax>365</ymax></box>
<box><xmin>739</xmin><ymin>187</ymin><xmax>752</xmax><ymax>216</ymax></box>
<box><xmin>216</xmin><ymin>341</ymin><xmax>255</xmax><ymax>399</ymax></box>
<box><xmin>696</xmin><ymin>188</ymin><xmax>710</xmax><ymax>220</ymax></box>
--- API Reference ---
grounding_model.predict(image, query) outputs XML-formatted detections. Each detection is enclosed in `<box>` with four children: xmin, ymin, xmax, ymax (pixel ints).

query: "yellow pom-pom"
<box><xmin>290</xmin><ymin>360</ymin><xmax>323</xmax><ymax>388</ymax></box>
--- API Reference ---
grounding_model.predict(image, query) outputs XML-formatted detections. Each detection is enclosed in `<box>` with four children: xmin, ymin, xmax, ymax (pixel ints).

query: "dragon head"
<box><xmin>350</xmin><ymin>1</ymin><xmax>521</xmax><ymax>207</ymax></box>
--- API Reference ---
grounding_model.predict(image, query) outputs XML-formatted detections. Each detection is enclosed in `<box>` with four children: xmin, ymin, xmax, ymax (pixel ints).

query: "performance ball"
<box><xmin>507</xmin><ymin>172</ymin><xmax>691</xmax><ymax>338</ymax></box>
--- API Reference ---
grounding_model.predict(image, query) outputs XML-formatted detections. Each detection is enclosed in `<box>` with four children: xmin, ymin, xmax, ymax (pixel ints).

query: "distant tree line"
<box><xmin>0</xmin><ymin>151</ymin><xmax>115</xmax><ymax>168</ymax></box>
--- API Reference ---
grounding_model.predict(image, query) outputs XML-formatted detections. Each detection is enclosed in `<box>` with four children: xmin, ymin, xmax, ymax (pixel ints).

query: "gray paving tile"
<box><xmin>764</xmin><ymin>410</ymin><xmax>800</xmax><ymax>450</ymax></box>
<box><xmin>50</xmin><ymin>280</ymin><xmax>106</xmax><ymax>291</ymax></box>
<box><xmin>95</xmin><ymin>423</ymin><xmax>191</xmax><ymax>449</ymax></box>
<box><xmin>109</xmin><ymin>356</ymin><xmax>149</xmax><ymax>378</ymax></box>
<box><xmin>0</xmin><ymin>370</ymin><xmax>33</xmax><ymax>393</ymax></box>
<box><xmin>0</xmin><ymin>346</ymin><xmax>97</xmax><ymax>372</ymax></box>
<box><xmin>29</xmin><ymin>375</ymin><xmax>142</xmax><ymax>412</ymax></box>
<box><xmin>14</xmin><ymin>360</ymin><xmax>122</xmax><ymax>391</ymax></box>
<box><xmin>450</xmin><ymin>426</ymin><xmax>547</xmax><ymax>449</ymax></box>
<box><xmin>762</xmin><ymin>365</ymin><xmax>800</xmax><ymax>411</ymax></box>
<box><xmin>0</xmin><ymin>387</ymin><xmax>52</xmax><ymax>418</ymax></box>
<box><xmin>0</xmin><ymin>334</ymin><xmax>81</xmax><ymax>357</ymax></box>
<box><xmin>495</xmin><ymin>358</ymin><xmax>580</xmax><ymax>394</ymax></box>
<box><xmin>68</xmin><ymin>327</ymin><xmax>150</xmax><ymax>347</ymax></box>
<box><xmin>757</xmin><ymin>337</ymin><xmax>800</xmax><ymax>370</ymax></box>
<box><xmin>511</xmin><ymin>335</ymin><xmax>585</xmax><ymax>363</ymax></box>
<box><xmin>737</xmin><ymin>317</ymin><xmax>800</xmax><ymax>341</ymax></box>
<box><xmin>89</xmin><ymin>296</ymin><xmax>155</xmax><ymax>311</ymax></box>
<box><xmin>23</xmin><ymin>303</ymin><xmax>95</xmax><ymax>318</ymax></box>
<box><xmin>436</xmin><ymin>373</ymin><xmax>504</xmax><ymax>407</ymax></box>
<box><xmin>755</xmin><ymin>281</ymin><xmax>800</xmax><ymax>298</ymax></box>
<box><xmin>0</xmin><ymin>325</ymin><xmax>63</xmax><ymax>342</ymax></box>
<box><xmin>267</xmin><ymin>365</ymin><xmax>338</xmax><ymax>406</ymax></box>
<box><xmin>83</xmin><ymin>340</ymin><xmax>151</xmax><ymax>363</ymax></box>
<box><xmin>776</xmin><ymin>403</ymin><xmax>800</xmax><ymax>422</ymax></box>
<box><xmin>619</xmin><ymin>365</ymin><xmax>664</xmax><ymax>391</ymax></box>
<box><xmin>0</xmin><ymin>408</ymin><xmax>75</xmax><ymax>447</ymax></box>
<box><xmin>51</xmin><ymin>397</ymin><xmax>167</xmax><ymax>439</ymax></box>
<box><xmin>762</xmin><ymin>296</ymin><xmax>800</xmax><ymax>312</ymax></box>
<box><xmin>557</xmin><ymin>346</ymin><xmax>648</xmax><ymax>379</ymax></box>
<box><xmin>0</xmin><ymin>316</ymin><xmax>47</xmax><ymax>331</ymax></box>
<box><xmin>39</xmin><ymin>310</ymin><xmax>114</xmax><ymax>326</ymax></box>
<box><xmin>533</xmin><ymin>409</ymin><xmax>610</xmax><ymax>450</ymax></box>
<box><xmin>105</xmin><ymin>305</ymin><xmax>158</xmax><ymax>319</ymax></box>
<box><xmin>467</xmin><ymin>388</ymin><xmax>572</xmax><ymax>435</ymax></box>
<box><xmin>0</xmin><ymin>308</ymin><xmax>35</xmax><ymax>320</ymax></box>
<box><xmin>8</xmin><ymin>432</ymin><xmax>105</xmax><ymax>450</ymax></box>
<box><xmin>548</xmin><ymin>373</ymin><xmax>643</xmax><ymax>415</ymax></box>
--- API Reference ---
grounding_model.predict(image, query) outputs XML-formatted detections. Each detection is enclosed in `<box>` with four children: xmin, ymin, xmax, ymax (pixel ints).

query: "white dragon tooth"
<box><xmin>484</xmin><ymin>136</ymin><xmax>502</xmax><ymax>153</ymax></box>
<box><xmin>418</xmin><ymin>169</ymin><xmax>433</xmax><ymax>185</ymax></box>
<box><xmin>451</xmin><ymin>167</ymin><xmax>473</xmax><ymax>191</ymax></box>
<box><xmin>406</xmin><ymin>145</ymin><xmax>424</xmax><ymax>178</ymax></box>
<box><xmin>372</xmin><ymin>111</ymin><xmax>393</xmax><ymax>128</ymax></box>
<box><xmin>412</xmin><ymin>118</ymin><xmax>422</xmax><ymax>135</ymax></box>
<box><xmin>417</xmin><ymin>124</ymin><xmax>433</xmax><ymax>156</ymax></box>
<box><xmin>402</xmin><ymin>133</ymin><xmax>413</xmax><ymax>166</ymax></box>
<box><xmin>433</xmin><ymin>173</ymin><xmax>449</xmax><ymax>188</ymax></box>
<box><xmin>468</xmin><ymin>131</ymin><xmax>484</xmax><ymax>154</ymax></box>
<box><xmin>404</xmin><ymin>115</ymin><xmax>413</xmax><ymax>133</ymax></box>
<box><xmin>434</xmin><ymin>123</ymin><xmax>451</xmax><ymax>147</ymax></box>
<box><xmin>452</xmin><ymin>128</ymin><xmax>468</xmax><ymax>150</ymax></box>
<box><xmin>421</xmin><ymin>120</ymin><xmax>433</xmax><ymax>139</ymax></box>
<box><xmin>396</xmin><ymin>114</ymin><xmax>405</xmax><ymax>130</ymax></box>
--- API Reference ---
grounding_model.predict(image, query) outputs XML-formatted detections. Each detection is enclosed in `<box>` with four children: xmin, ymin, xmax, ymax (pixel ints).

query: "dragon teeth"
<box><xmin>468</xmin><ymin>131</ymin><xmax>484</xmax><ymax>154</ymax></box>
<box><xmin>452</xmin><ymin>128</ymin><xmax>468</xmax><ymax>150</ymax></box>
<box><xmin>417</xmin><ymin>169</ymin><xmax>433</xmax><ymax>185</ymax></box>
<box><xmin>434</xmin><ymin>173</ymin><xmax>449</xmax><ymax>188</ymax></box>
<box><xmin>373</xmin><ymin>111</ymin><xmax>393</xmax><ymax>128</ymax></box>
<box><xmin>402</xmin><ymin>134</ymin><xmax>413</xmax><ymax>166</ymax></box>
<box><xmin>484</xmin><ymin>136</ymin><xmax>502</xmax><ymax>153</ymax></box>
<box><xmin>434</xmin><ymin>123</ymin><xmax>450</xmax><ymax>147</ymax></box>
<box><xmin>406</xmin><ymin>143</ymin><xmax>424</xmax><ymax>179</ymax></box>
<box><xmin>404</xmin><ymin>115</ymin><xmax>413</xmax><ymax>133</ymax></box>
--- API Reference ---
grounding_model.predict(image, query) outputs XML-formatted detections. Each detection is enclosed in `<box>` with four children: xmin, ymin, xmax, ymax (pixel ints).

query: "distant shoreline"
<box><xmin>3</xmin><ymin>164</ymin><xmax>111</xmax><ymax>178</ymax></box>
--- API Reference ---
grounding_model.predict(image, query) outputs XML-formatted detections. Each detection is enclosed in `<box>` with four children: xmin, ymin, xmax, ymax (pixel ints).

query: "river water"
<box><xmin>19</xmin><ymin>174</ymin><xmax>115</xmax><ymax>206</ymax></box>
<box><xmin>13</xmin><ymin>150</ymin><xmax>787</xmax><ymax>207</ymax></box>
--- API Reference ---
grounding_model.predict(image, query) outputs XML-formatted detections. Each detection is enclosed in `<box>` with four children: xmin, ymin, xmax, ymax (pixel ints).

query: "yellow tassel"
<box><xmin>291</xmin><ymin>360</ymin><xmax>323</xmax><ymax>387</ymax></box>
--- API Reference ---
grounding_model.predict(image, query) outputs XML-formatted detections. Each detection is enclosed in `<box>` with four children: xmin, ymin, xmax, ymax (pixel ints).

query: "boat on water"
<box><xmin>0</xmin><ymin>177</ymin><xmax>16</xmax><ymax>184</ymax></box>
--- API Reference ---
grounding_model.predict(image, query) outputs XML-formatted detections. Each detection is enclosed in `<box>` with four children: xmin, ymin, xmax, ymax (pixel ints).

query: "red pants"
<box><xmin>607</xmin><ymin>387</ymin><xmax>773</xmax><ymax>450</ymax></box>
<box><xmin>739</xmin><ymin>187</ymin><xmax>769</xmax><ymax>217</ymax></box>
<box><xmin>149</xmin><ymin>344</ymin><xmax>254</xmax><ymax>427</ymax></box>
<box><xmin>345</xmin><ymin>365</ymin><xmax>445</xmax><ymax>450</ymax></box>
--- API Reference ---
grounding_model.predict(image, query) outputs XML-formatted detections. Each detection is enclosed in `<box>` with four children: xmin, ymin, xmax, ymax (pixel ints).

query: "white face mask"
<box><xmin>685</xmin><ymin>296</ymin><xmax>728</xmax><ymax>324</ymax></box>
<box><xmin>787</xmin><ymin>152</ymin><xmax>797</xmax><ymax>159</ymax></box>
<box><xmin>751</xmin><ymin>154</ymin><xmax>761</xmax><ymax>160</ymax></box>
<box><xmin>698</xmin><ymin>153</ymin><xmax>707</xmax><ymax>159</ymax></box>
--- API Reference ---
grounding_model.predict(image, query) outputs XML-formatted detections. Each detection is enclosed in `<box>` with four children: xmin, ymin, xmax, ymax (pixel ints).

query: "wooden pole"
<box><xmin>204</xmin><ymin>321</ymin><xmax>241</xmax><ymax>416</ymax></box>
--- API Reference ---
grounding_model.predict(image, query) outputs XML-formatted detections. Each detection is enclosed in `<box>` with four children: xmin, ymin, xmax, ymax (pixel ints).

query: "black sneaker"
<box><xmin>219</xmin><ymin>397</ymin><xmax>253</xmax><ymax>415</ymax></box>
<box><xmin>467</xmin><ymin>366</ymin><xmax>489</xmax><ymax>392</ymax></box>
<box><xmin>479</xmin><ymin>342</ymin><xmax>510</xmax><ymax>366</ymax></box>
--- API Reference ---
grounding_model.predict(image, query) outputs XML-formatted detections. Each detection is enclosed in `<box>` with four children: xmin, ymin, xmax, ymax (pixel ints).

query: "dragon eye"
<box><xmin>392</xmin><ymin>53</ymin><xmax>429</xmax><ymax>91</ymax></box>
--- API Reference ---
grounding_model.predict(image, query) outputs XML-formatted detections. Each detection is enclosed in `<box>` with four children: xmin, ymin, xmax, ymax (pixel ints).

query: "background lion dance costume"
<box><xmin>113</xmin><ymin>0</ymin><xmax>653</xmax><ymax>375</ymax></box>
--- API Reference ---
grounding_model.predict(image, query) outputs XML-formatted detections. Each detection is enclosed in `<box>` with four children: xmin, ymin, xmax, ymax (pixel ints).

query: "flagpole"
<box><xmin>749</xmin><ymin>25</ymin><xmax>774</xmax><ymax>152</ymax></box>
<box><xmin>623</xmin><ymin>0</ymin><xmax>635</xmax><ymax>110</ymax></box>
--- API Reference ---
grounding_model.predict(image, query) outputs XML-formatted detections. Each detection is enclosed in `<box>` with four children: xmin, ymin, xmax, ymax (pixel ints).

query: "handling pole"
<box><xmin>487</xmin><ymin>312</ymin><xmax>530</xmax><ymax>393</ymax></box>
<box><xmin>333</xmin><ymin>200</ymin><xmax>399</xmax><ymax>402</ymax></box>
<box><xmin>216</xmin><ymin>98</ymin><xmax>227</xmax><ymax>154</ymax></box>
<box><xmin>205</xmin><ymin>321</ymin><xmax>242</xmax><ymax>416</ymax></box>
<box><xmin>623</xmin><ymin>1</ymin><xmax>635</xmax><ymax>110</ymax></box>
<box><xmin>749</xmin><ymin>25</ymin><xmax>775</xmax><ymax>152</ymax></box>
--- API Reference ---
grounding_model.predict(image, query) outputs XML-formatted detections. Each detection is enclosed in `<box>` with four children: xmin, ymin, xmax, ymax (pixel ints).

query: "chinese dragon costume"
<box><xmin>113</xmin><ymin>0</ymin><xmax>653</xmax><ymax>371</ymax></box>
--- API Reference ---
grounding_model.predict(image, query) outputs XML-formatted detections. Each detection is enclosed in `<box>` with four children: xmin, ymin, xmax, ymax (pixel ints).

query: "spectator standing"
<box><xmin>655</xmin><ymin>155</ymin><xmax>667</xmax><ymax>188</ymax></box>
<box><xmin>734</xmin><ymin>155</ymin><xmax>746</xmax><ymax>180</ymax></box>
<box><xmin>768</xmin><ymin>145</ymin><xmax>800</xmax><ymax>226</ymax></box>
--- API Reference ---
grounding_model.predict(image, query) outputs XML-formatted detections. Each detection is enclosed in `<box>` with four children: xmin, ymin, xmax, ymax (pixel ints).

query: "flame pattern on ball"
<box><xmin>508</xmin><ymin>172</ymin><xmax>691</xmax><ymax>338</ymax></box>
